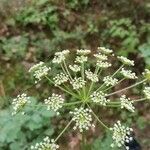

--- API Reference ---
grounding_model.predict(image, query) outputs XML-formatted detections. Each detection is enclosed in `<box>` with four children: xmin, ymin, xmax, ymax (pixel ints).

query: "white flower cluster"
<box><xmin>77</xmin><ymin>49</ymin><xmax>91</xmax><ymax>55</ymax></box>
<box><xmin>117</xmin><ymin>56</ymin><xmax>134</xmax><ymax>66</ymax></box>
<box><xmin>96</xmin><ymin>60</ymin><xmax>112</xmax><ymax>68</ymax></box>
<box><xmin>120</xmin><ymin>95</ymin><xmax>135</xmax><ymax>112</ymax></box>
<box><xmin>31</xmin><ymin>137</ymin><xmax>59</xmax><ymax>150</ymax></box>
<box><xmin>75</xmin><ymin>55</ymin><xmax>87</xmax><ymax>63</ymax></box>
<box><xmin>94</xmin><ymin>53</ymin><xmax>108</xmax><ymax>61</ymax></box>
<box><xmin>69</xmin><ymin>64</ymin><xmax>81</xmax><ymax>72</ymax></box>
<box><xmin>52</xmin><ymin>50</ymin><xmax>70</xmax><ymax>64</ymax></box>
<box><xmin>110</xmin><ymin>121</ymin><xmax>133</xmax><ymax>150</ymax></box>
<box><xmin>70</xmin><ymin>107</ymin><xmax>95</xmax><ymax>132</ymax></box>
<box><xmin>53</xmin><ymin>73</ymin><xmax>69</xmax><ymax>86</ymax></box>
<box><xmin>103</xmin><ymin>76</ymin><xmax>118</xmax><ymax>87</ymax></box>
<box><xmin>70</xmin><ymin>77</ymin><xmax>86</xmax><ymax>90</ymax></box>
<box><xmin>143</xmin><ymin>87</ymin><xmax>150</xmax><ymax>99</ymax></box>
<box><xmin>12</xmin><ymin>93</ymin><xmax>31</xmax><ymax>115</ymax></box>
<box><xmin>90</xmin><ymin>91</ymin><xmax>110</xmax><ymax>105</ymax></box>
<box><xmin>44</xmin><ymin>93</ymin><xmax>64</xmax><ymax>115</ymax></box>
<box><xmin>97</xmin><ymin>47</ymin><xmax>113</xmax><ymax>54</ymax></box>
<box><xmin>85</xmin><ymin>70</ymin><xmax>99</xmax><ymax>82</ymax></box>
<box><xmin>29</xmin><ymin>62</ymin><xmax>51</xmax><ymax>83</ymax></box>
<box><xmin>143</xmin><ymin>69</ymin><xmax>150</xmax><ymax>80</ymax></box>
<box><xmin>120</xmin><ymin>68</ymin><xmax>137</xmax><ymax>79</ymax></box>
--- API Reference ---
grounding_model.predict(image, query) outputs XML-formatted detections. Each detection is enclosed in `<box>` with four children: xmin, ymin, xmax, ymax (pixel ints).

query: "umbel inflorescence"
<box><xmin>12</xmin><ymin>47</ymin><xmax>150</xmax><ymax>150</ymax></box>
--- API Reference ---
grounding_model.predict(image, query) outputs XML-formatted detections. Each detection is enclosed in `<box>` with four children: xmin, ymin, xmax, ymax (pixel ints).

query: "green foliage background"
<box><xmin>0</xmin><ymin>0</ymin><xmax>150</xmax><ymax>149</ymax></box>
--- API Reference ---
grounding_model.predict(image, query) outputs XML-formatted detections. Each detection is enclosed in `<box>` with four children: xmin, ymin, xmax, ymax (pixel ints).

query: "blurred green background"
<box><xmin>0</xmin><ymin>0</ymin><xmax>150</xmax><ymax>149</ymax></box>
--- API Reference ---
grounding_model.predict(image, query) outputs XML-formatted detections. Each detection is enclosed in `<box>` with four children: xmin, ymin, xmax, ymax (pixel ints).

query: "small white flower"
<box><xmin>120</xmin><ymin>68</ymin><xmax>137</xmax><ymax>79</ymax></box>
<box><xmin>52</xmin><ymin>50</ymin><xmax>70</xmax><ymax>64</ymax></box>
<box><xmin>53</xmin><ymin>73</ymin><xmax>69</xmax><ymax>86</ymax></box>
<box><xmin>70</xmin><ymin>77</ymin><xmax>86</xmax><ymax>90</ymax></box>
<box><xmin>143</xmin><ymin>87</ymin><xmax>150</xmax><ymax>99</ymax></box>
<box><xmin>110</xmin><ymin>121</ymin><xmax>133</xmax><ymax>149</ymax></box>
<box><xmin>103</xmin><ymin>76</ymin><xmax>118</xmax><ymax>87</ymax></box>
<box><xmin>85</xmin><ymin>69</ymin><xmax>99</xmax><ymax>82</ymax></box>
<box><xmin>90</xmin><ymin>91</ymin><xmax>110</xmax><ymax>105</ymax></box>
<box><xmin>70</xmin><ymin>107</ymin><xmax>95</xmax><ymax>132</ymax></box>
<box><xmin>44</xmin><ymin>93</ymin><xmax>64</xmax><ymax>115</ymax></box>
<box><xmin>69</xmin><ymin>64</ymin><xmax>81</xmax><ymax>72</ymax></box>
<box><xmin>94</xmin><ymin>53</ymin><xmax>108</xmax><ymax>61</ymax></box>
<box><xmin>30</xmin><ymin>137</ymin><xmax>59</xmax><ymax>150</ymax></box>
<box><xmin>29</xmin><ymin>62</ymin><xmax>51</xmax><ymax>83</ymax></box>
<box><xmin>97</xmin><ymin>47</ymin><xmax>113</xmax><ymax>54</ymax></box>
<box><xmin>12</xmin><ymin>93</ymin><xmax>31</xmax><ymax>115</ymax></box>
<box><xmin>120</xmin><ymin>95</ymin><xmax>135</xmax><ymax>112</ymax></box>
<box><xmin>77</xmin><ymin>49</ymin><xmax>91</xmax><ymax>55</ymax></box>
<box><xmin>96</xmin><ymin>60</ymin><xmax>112</xmax><ymax>68</ymax></box>
<box><xmin>117</xmin><ymin>56</ymin><xmax>134</xmax><ymax>66</ymax></box>
<box><xmin>75</xmin><ymin>55</ymin><xmax>88</xmax><ymax>63</ymax></box>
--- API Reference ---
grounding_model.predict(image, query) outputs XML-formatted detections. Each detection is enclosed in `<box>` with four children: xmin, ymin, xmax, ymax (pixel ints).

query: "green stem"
<box><xmin>63</xmin><ymin>60</ymin><xmax>73</xmax><ymax>80</ymax></box>
<box><xmin>63</xmin><ymin>101</ymin><xmax>82</xmax><ymax>106</ymax></box>
<box><xmin>55</xmin><ymin>119</ymin><xmax>73</xmax><ymax>142</ymax></box>
<box><xmin>81</xmin><ymin>63</ymin><xmax>86</xmax><ymax>99</ymax></box>
<box><xmin>112</xmin><ymin>64</ymin><xmax>124</xmax><ymax>77</ymax></box>
<box><xmin>45</xmin><ymin>76</ymin><xmax>79</xmax><ymax>99</ymax></box>
<box><xmin>107</xmin><ymin>79</ymin><xmax>147</xmax><ymax>97</ymax></box>
<box><xmin>87</xmin><ymin>104</ymin><xmax>109</xmax><ymax>130</ymax></box>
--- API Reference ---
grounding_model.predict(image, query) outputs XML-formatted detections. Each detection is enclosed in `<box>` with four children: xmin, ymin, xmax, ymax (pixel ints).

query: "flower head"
<box><xmin>120</xmin><ymin>68</ymin><xmax>137</xmax><ymax>79</ymax></box>
<box><xmin>94</xmin><ymin>53</ymin><xmax>108</xmax><ymax>61</ymax></box>
<box><xmin>70</xmin><ymin>77</ymin><xmax>86</xmax><ymax>90</ymax></box>
<box><xmin>117</xmin><ymin>56</ymin><xmax>134</xmax><ymax>66</ymax></box>
<box><xmin>31</xmin><ymin>137</ymin><xmax>59</xmax><ymax>150</ymax></box>
<box><xmin>77</xmin><ymin>49</ymin><xmax>91</xmax><ymax>55</ymax></box>
<box><xmin>29</xmin><ymin>62</ymin><xmax>51</xmax><ymax>83</ymax></box>
<box><xmin>103</xmin><ymin>76</ymin><xmax>118</xmax><ymax>87</ymax></box>
<box><xmin>120</xmin><ymin>95</ymin><xmax>135</xmax><ymax>112</ymax></box>
<box><xmin>52</xmin><ymin>50</ymin><xmax>70</xmax><ymax>64</ymax></box>
<box><xmin>110</xmin><ymin>121</ymin><xmax>133</xmax><ymax>149</ymax></box>
<box><xmin>143</xmin><ymin>69</ymin><xmax>150</xmax><ymax>80</ymax></box>
<box><xmin>44</xmin><ymin>93</ymin><xmax>64</xmax><ymax>115</ymax></box>
<box><xmin>70</xmin><ymin>107</ymin><xmax>95</xmax><ymax>132</ymax></box>
<box><xmin>97</xmin><ymin>47</ymin><xmax>113</xmax><ymax>54</ymax></box>
<box><xmin>75</xmin><ymin>55</ymin><xmax>88</xmax><ymax>63</ymax></box>
<box><xmin>96</xmin><ymin>61</ymin><xmax>112</xmax><ymax>68</ymax></box>
<box><xmin>90</xmin><ymin>91</ymin><xmax>110</xmax><ymax>105</ymax></box>
<box><xmin>53</xmin><ymin>73</ymin><xmax>69</xmax><ymax>86</ymax></box>
<box><xmin>85</xmin><ymin>69</ymin><xmax>99</xmax><ymax>82</ymax></box>
<box><xmin>143</xmin><ymin>87</ymin><xmax>150</xmax><ymax>99</ymax></box>
<box><xmin>12</xmin><ymin>93</ymin><xmax>31</xmax><ymax>115</ymax></box>
<box><xmin>69</xmin><ymin>64</ymin><xmax>81</xmax><ymax>72</ymax></box>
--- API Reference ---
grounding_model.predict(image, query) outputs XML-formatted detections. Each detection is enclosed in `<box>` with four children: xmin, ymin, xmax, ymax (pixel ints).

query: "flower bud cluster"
<box><xmin>90</xmin><ymin>91</ymin><xmax>110</xmax><ymax>105</ymax></box>
<box><xmin>31</xmin><ymin>137</ymin><xmax>59</xmax><ymax>150</ymax></box>
<box><xmin>117</xmin><ymin>56</ymin><xmax>134</xmax><ymax>66</ymax></box>
<box><xmin>97</xmin><ymin>47</ymin><xmax>113</xmax><ymax>54</ymax></box>
<box><xmin>143</xmin><ymin>87</ymin><xmax>150</xmax><ymax>99</ymax></box>
<box><xmin>44</xmin><ymin>93</ymin><xmax>64</xmax><ymax>115</ymax></box>
<box><xmin>110</xmin><ymin>121</ymin><xmax>133</xmax><ymax>150</ymax></box>
<box><xmin>69</xmin><ymin>64</ymin><xmax>81</xmax><ymax>72</ymax></box>
<box><xmin>70</xmin><ymin>77</ymin><xmax>86</xmax><ymax>90</ymax></box>
<box><xmin>29</xmin><ymin>62</ymin><xmax>51</xmax><ymax>83</ymax></box>
<box><xmin>52</xmin><ymin>50</ymin><xmax>70</xmax><ymax>64</ymax></box>
<box><xmin>103</xmin><ymin>76</ymin><xmax>118</xmax><ymax>86</ymax></box>
<box><xmin>53</xmin><ymin>73</ymin><xmax>69</xmax><ymax>86</ymax></box>
<box><xmin>75</xmin><ymin>55</ymin><xmax>88</xmax><ymax>63</ymax></box>
<box><xmin>85</xmin><ymin>70</ymin><xmax>99</xmax><ymax>82</ymax></box>
<box><xmin>70</xmin><ymin>107</ymin><xmax>95</xmax><ymax>132</ymax></box>
<box><xmin>120</xmin><ymin>95</ymin><xmax>135</xmax><ymax>112</ymax></box>
<box><xmin>77</xmin><ymin>49</ymin><xmax>91</xmax><ymax>55</ymax></box>
<box><xmin>96</xmin><ymin>61</ymin><xmax>112</xmax><ymax>68</ymax></box>
<box><xmin>12</xmin><ymin>93</ymin><xmax>31</xmax><ymax>115</ymax></box>
<box><xmin>120</xmin><ymin>68</ymin><xmax>137</xmax><ymax>79</ymax></box>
